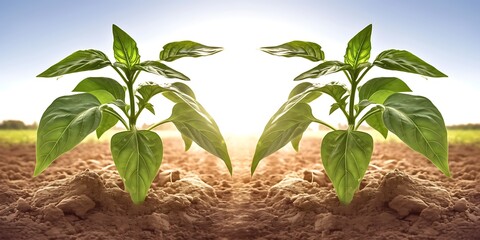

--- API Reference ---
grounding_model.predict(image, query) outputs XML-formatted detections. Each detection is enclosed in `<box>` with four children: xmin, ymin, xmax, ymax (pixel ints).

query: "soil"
<box><xmin>0</xmin><ymin>135</ymin><xmax>479</xmax><ymax>240</ymax></box>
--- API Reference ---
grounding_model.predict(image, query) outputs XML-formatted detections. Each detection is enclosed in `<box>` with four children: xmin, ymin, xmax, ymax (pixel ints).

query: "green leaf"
<box><xmin>96</xmin><ymin>107</ymin><xmax>119</xmax><ymax>138</ymax></box>
<box><xmin>267</xmin><ymin>83</ymin><xmax>320</xmax><ymax>125</ymax></box>
<box><xmin>37</xmin><ymin>50</ymin><xmax>110</xmax><ymax>77</ymax></box>
<box><xmin>181</xmin><ymin>134</ymin><xmax>193</xmax><ymax>151</ymax></box>
<box><xmin>135</xmin><ymin>61</ymin><xmax>190</xmax><ymax>81</ymax></box>
<box><xmin>383</xmin><ymin>93</ymin><xmax>450</xmax><ymax>176</ymax></box>
<box><xmin>112</xmin><ymin>24</ymin><xmax>140</xmax><ymax>68</ymax></box>
<box><xmin>330</xmin><ymin>95</ymin><xmax>349</xmax><ymax>115</ymax></box>
<box><xmin>73</xmin><ymin>77</ymin><xmax>126</xmax><ymax>104</ymax></box>
<box><xmin>144</xmin><ymin>102</ymin><xmax>155</xmax><ymax>115</ymax></box>
<box><xmin>35</xmin><ymin>94</ymin><xmax>102</xmax><ymax>176</ymax></box>
<box><xmin>252</xmin><ymin>103</ymin><xmax>316</xmax><ymax>174</ymax></box>
<box><xmin>164</xmin><ymin>83</ymin><xmax>220</xmax><ymax>129</ymax></box>
<box><xmin>137</xmin><ymin>82</ymin><xmax>214</xmax><ymax>127</ymax></box>
<box><xmin>365</xmin><ymin>106</ymin><xmax>388</xmax><ymax>138</ymax></box>
<box><xmin>261</xmin><ymin>41</ymin><xmax>324</xmax><ymax>61</ymax></box>
<box><xmin>321</xmin><ymin>130</ymin><xmax>373</xmax><ymax>204</ymax></box>
<box><xmin>165</xmin><ymin>82</ymin><xmax>196</xmax><ymax>99</ymax></box>
<box><xmin>317</xmin><ymin>83</ymin><xmax>347</xmax><ymax>103</ymax></box>
<box><xmin>374</xmin><ymin>49</ymin><xmax>447</xmax><ymax>77</ymax></box>
<box><xmin>136</xmin><ymin>95</ymin><xmax>156</xmax><ymax>115</ymax></box>
<box><xmin>137</xmin><ymin>81</ymin><xmax>168</xmax><ymax>103</ymax></box>
<box><xmin>111</xmin><ymin>130</ymin><xmax>163</xmax><ymax>204</ymax></box>
<box><xmin>112</xmin><ymin>99</ymin><xmax>129</xmax><ymax>113</ymax></box>
<box><xmin>291</xmin><ymin>133</ymin><xmax>303</xmax><ymax>152</ymax></box>
<box><xmin>160</xmin><ymin>41</ymin><xmax>223</xmax><ymax>62</ymax></box>
<box><xmin>168</xmin><ymin>103</ymin><xmax>232</xmax><ymax>174</ymax></box>
<box><xmin>329</xmin><ymin>103</ymin><xmax>340</xmax><ymax>115</ymax></box>
<box><xmin>359</xmin><ymin>77</ymin><xmax>411</xmax><ymax>104</ymax></box>
<box><xmin>344</xmin><ymin>24</ymin><xmax>372</xmax><ymax>69</ymax></box>
<box><xmin>288</xmin><ymin>82</ymin><xmax>322</xmax><ymax>102</ymax></box>
<box><xmin>295</xmin><ymin>61</ymin><xmax>351</xmax><ymax>81</ymax></box>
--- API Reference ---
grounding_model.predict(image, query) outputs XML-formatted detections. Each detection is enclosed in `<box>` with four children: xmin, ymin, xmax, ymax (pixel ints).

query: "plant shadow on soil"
<box><xmin>0</xmin><ymin>136</ymin><xmax>479</xmax><ymax>240</ymax></box>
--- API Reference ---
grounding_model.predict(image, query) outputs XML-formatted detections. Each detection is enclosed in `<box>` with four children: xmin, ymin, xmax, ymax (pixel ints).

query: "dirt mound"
<box><xmin>0</xmin><ymin>150</ymin><xmax>220</xmax><ymax>240</ymax></box>
<box><xmin>259</xmin><ymin>169</ymin><xmax>478</xmax><ymax>239</ymax></box>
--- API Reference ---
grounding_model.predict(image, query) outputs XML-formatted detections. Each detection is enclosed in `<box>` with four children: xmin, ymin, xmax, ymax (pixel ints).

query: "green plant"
<box><xmin>252</xmin><ymin>24</ymin><xmax>449</xmax><ymax>204</ymax></box>
<box><xmin>35</xmin><ymin>24</ymin><xmax>231</xmax><ymax>204</ymax></box>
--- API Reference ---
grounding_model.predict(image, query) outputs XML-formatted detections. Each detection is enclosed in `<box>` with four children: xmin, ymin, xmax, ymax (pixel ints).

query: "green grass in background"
<box><xmin>0</xmin><ymin>129</ymin><xmax>112</xmax><ymax>144</ymax></box>
<box><xmin>0</xmin><ymin>130</ymin><xmax>37</xmax><ymax>144</ymax></box>
<box><xmin>0</xmin><ymin>129</ymin><xmax>181</xmax><ymax>144</ymax></box>
<box><xmin>447</xmin><ymin>129</ymin><xmax>480</xmax><ymax>144</ymax></box>
<box><xmin>1</xmin><ymin>129</ymin><xmax>479</xmax><ymax>145</ymax></box>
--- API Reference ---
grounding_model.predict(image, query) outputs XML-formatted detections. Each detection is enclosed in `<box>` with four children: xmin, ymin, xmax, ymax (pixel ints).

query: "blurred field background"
<box><xmin>1</xmin><ymin>127</ymin><xmax>479</xmax><ymax>145</ymax></box>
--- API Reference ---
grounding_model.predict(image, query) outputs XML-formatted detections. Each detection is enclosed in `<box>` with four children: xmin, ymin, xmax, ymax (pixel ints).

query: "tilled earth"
<box><xmin>0</xmin><ymin>135</ymin><xmax>479</xmax><ymax>239</ymax></box>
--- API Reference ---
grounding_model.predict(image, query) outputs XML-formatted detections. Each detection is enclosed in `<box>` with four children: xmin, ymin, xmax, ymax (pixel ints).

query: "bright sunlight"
<box><xmin>144</xmin><ymin>15</ymin><xmax>337</xmax><ymax>135</ymax></box>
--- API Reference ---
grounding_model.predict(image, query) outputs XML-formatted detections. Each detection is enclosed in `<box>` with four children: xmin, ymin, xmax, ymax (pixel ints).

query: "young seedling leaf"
<box><xmin>37</xmin><ymin>50</ymin><xmax>110</xmax><ymax>77</ymax></box>
<box><xmin>383</xmin><ymin>93</ymin><xmax>450</xmax><ymax>176</ymax></box>
<box><xmin>321</xmin><ymin>130</ymin><xmax>373</xmax><ymax>204</ymax></box>
<box><xmin>359</xmin><ymin>77</ymin><xmax>411</xmax><ymax>104</ymax></box>
<box><xmin>364</xmin><ymin>106</ymin><xmax>388</xmax><ymax>138</ymax></box>
<box><xmin>112</xmin><ymin>24</ymin><xmax>140</xmax><ymax>68</ymax></box>
<box><xmin>288</xmin><ymin>82</ymin><xmax>322</xmax><ymax>101</ymax></box>
<box><xmin>267</xmin><ymin>83</ymin><xmax>321</xmax><ymax>124</ymax></box>
<box><xmin>374</xmin><ymin>50</ymin><xmax>447</xmax><ymax>77</ymax></box>
<box><xmin>317</xmin><ymin>84</ymin><xmax>348</xmax><ymax>103</ymax></box>
<box><xmin>344</xmin><ymin>24</ymin><xmax>372</xmax><ymax>69</ymax></box>
<box><xmin>137</xmin><ymin>81</ymin><xmax>168</xmax><ymax>103</ymax></box>
<box><xmin>329</xmin><ymin>103</ymin><xmax>340</xmax><ymax>115</ymax></box>
<box><xmin>135</xmin><ymin>61</ymin><xmax>190</xmax><ymax>81</ymax></box>
<box><xmin>73</xmin><ymin>77</ymin><xmax>126</xmax><ymax>104</ymax></box>
<box><xmin>285</xmin><ymin>83</ymin><xmax>322</xmax><ymax>149</ymax></box>
<box><xmin>160</xmin><ymin>40</ymin><xmax>223</xmax><ymax>62</ymax></box>
<box><xmin>261</xmin><ymin>41</ymin><xmax>324</xmax><ymax>61</ymax></box>
<box><xmin>252</xmin><ymin>103</ymin><xmax>316</xmax><ymax>175</ymax></box>
<box><xmin>168</xmin><ymin>103</ymin><xmax>232</xmax><ymax>174</ymax></box>
<box><xmin>161</xmin><ymin>83</ymin><xmax>220</xmax><ymax>129</ymax></box>
<box><xmin>291</xmin><ymin>133</ymin><xmax>303</xmax><ymax>152</ymax></box>
<box><xmin>295</xmin><ymin>61</ymin><xmax>351</xmax><ymax>81</ymax></box>
<box><xmin>144</xmin><ymin>102</ymin><xmax>155</xmax><ymax>115</ymax></box>
<box><xmin>181</xmin><ymin>134</ymin><xmax>193</xmax><ymax>151</ymax></box>
<box><xmin>96</xmin><ymin>107</ymin><xmax>119</xmax><ymax>138</ymax></box>
<box><xmin>111</xmin><ymin>130</ymin><xmax>163</xmax><ymax>204</ymax></box>
<box><xmin>167</xmin><ymin>82</ymin><xmax>196</xmax><ymax>99</ymax></box>
<box><xmin>35</xmin><ymin>93</ymin><xmax>102</xmax><ymax>176</ymax></box>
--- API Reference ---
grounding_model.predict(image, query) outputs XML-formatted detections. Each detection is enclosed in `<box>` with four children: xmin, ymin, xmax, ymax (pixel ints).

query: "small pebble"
<box><xmin>303</xmin><ymin>170</ymin><xmax>327</xmax><ymax>186</ymax></box>
<box><xmin>389</xmin><ymin>195</ymin><xmax>428</xmax><ymax>217</ymax></box>
<box><xmin>420</xmin><ymin>206</ymin><xmax>442</xmax><ymax>221</ymax></box>
<box><xmin>16</xmin><ymin>198</ymin><xmax>31</xmax><ymax>212</ymax></box>
<box><xmin>453</xmin><ymin>198</ymin><xmax>468</xmax><ymax>212</ymax></box>
<box><xmin>43</xmin><ymin>205</ymin><xmax>64</xmax><ymax>222</ymax></box>
<box><xmin>157</xmin><ymin>170</ymin><xmax>181</xmax><ymax>187</ymax></box>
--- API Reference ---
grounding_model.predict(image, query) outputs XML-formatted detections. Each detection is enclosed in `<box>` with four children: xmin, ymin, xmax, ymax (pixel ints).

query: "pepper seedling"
<box><xmin>252</xmin><ymin>24</ymin><xmax>449</xmax><ymax>204</ymax></box>
<box><xmin>35</xmin><ymin>24</ymin><xmax>231</xmax><ymax>204</ymax></box>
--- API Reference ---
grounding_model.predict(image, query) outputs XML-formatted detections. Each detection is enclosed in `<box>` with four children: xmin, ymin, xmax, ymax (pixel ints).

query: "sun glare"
<box><xmin>157</xmin><ymin>15</ymin><xmax>320</xmax><ymax>136</ymax></box>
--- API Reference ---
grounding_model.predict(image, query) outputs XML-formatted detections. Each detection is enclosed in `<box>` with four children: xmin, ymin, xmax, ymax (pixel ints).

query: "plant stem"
<box><xmin>111</xmin><ymin>65</ymin><xmax>129</xmax><ymax>85</ymax></box>
<box><xmin>147</xmin><ymin>119</ymin><xmax>170</xmax><ymax>131</ymax></box>
<box><xmin>104</xmin><ymin>108</ymin><xmax>129</xmax><ymax>130</ymax></box>
<box><xmin>348</xmin><ymin>76</ymin><xmax>357</xmax><ymax>127</ymax></box>
<box><xmin>347</xmin><ymin>66</ymin><xmax>373</xmax><ymax>129</ymax></box>
<box><xmin>355</xmin><ymin>107</ymin><xmax>383</xmax><ymax>130</ymax></box>
<box><xmin>314</xmin><ymin>119</ymin><xmax>337</xmax><ymax>131</ymax></box>
<box><xmin>343</xmin><ymin>71</ymin><xmax>353</xmax><ymax>84</ymax></box>
<box><xmin>127</xmin><ymin>81</ymin><xmax>136</xmax><ymax>129</ymax></box>
<box><xmin>357</xmin><ymin>65</ymin><xmax>373</xmax><ymax>83</ymax></box>
<box><xmin>339</xmin><ymin>106</ymin><xmax>350</xmax><ymax>120</ymax></box>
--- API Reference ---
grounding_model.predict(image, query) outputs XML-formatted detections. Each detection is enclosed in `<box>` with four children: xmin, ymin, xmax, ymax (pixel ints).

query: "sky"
<box><xmin>0</xmin><ymin>0</ymin><xmax>479</xmax><ymax>135</ymax></box>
